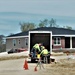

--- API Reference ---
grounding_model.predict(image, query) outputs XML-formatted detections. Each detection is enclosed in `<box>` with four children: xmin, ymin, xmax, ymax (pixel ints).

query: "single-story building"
<box><xmin>6</xmin><ymin>27</ymin><xmax>75</xmax><ymax>52</ymax></box>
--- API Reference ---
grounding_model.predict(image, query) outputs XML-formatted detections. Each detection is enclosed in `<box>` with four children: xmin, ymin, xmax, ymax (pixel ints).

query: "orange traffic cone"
<box><xmin>34</xmin><ymin>66</ymin><xmax>37</xmax><ymax>71</ymax></box>
<box><xmin>23</xmin><ymin>59</ymin><xmax>29</xmax><ymax>70</ymax></box>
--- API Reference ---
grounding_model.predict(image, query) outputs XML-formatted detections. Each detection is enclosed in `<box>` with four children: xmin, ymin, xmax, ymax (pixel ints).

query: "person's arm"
<box><xmin>40</xmin><ymin>50</ymin><xmax>43</xmax><ymax>55</ymax></box>
<box><xmin>37</xmin><ymin>45</ymin><xmax>41</xmax><ymax>51</ymax></box>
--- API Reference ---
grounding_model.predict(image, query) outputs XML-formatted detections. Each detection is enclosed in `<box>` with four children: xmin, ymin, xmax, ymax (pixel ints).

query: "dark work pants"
<box><xmin>31</xmin><ymin>48</ymin><xmax>40</xmax><ymax>57</ymax></box>
<box><xmin>41</xmin><ymin>54</ymin><xmax>50</xmax><ymax>63</ymax></box>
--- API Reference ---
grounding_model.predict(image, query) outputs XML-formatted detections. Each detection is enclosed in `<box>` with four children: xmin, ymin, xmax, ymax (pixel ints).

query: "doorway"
<box><xmin>65</xmin><ymin>37</ymin><xmax>70</xmax><ymax>48</ymax></box>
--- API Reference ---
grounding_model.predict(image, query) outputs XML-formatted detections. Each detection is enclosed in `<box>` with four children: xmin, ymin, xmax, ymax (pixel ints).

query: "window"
<box><xmin>13</xmin><ymin>39</ymin><xmax>16</xmax><ymax>46</ymax></box>
<box><xmin>54</xmin><ymin>37</ymin><xmax>61</xmax><ymax>45</ymax></box>
<box><xmin>18</xmin><ymin>39</ymin><xmax>20</xmax><ymax>44</ymax></box>
<box><xmin>25</xmin><ymin>38</ymin><xmax>28</xmax><ymax>46</ymax></box>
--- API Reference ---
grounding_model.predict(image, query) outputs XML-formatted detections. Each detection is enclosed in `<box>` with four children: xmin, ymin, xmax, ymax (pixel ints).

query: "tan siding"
<box><xmin>6</xmin><ymin>37</ymin><xmax>28</xmax><ymax>51</ymax></box>
<box><xmin>6</xmin><ymin>39</ymin><xmax>13</xmax><ymax>51</ymax></box>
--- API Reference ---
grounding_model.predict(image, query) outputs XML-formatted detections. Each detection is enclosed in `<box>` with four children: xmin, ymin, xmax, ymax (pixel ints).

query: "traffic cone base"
<box><xmin>23</xmin><ymin>59</ymin><xmax>29</xmax><ymax>70</ymax></box>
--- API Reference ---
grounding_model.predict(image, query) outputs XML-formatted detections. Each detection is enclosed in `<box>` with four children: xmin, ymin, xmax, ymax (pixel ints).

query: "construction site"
<box><xmin>0</xmin><ymin>51</ymin><xmax>75</xmax><ymax>75</ymax></box>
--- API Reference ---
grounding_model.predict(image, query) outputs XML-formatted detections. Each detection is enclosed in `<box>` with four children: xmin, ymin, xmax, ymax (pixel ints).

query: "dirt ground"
<box><xmin>0</xmin><ymin>57</ymin><xmax>75</xmax><ymax>75</ymax></box>
<box><xmin>46</xmin><ymin>59</ymin><xmax>75</xmax><ymax>75</ymax></box>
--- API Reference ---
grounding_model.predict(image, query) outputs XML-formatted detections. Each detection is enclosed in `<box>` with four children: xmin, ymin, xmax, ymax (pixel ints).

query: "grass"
<box><xmin>0</xmin><ymin>56</ymin><xmax>28</xmax><ymax>61</ymax></box>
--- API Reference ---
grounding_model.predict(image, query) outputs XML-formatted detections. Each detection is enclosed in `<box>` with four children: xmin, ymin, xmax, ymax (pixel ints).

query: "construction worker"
<box><xmin>31</xmin><ymin>43</ymin><xmax>42</xmax><ymax>57</ymax></box>
<box><xmin>40</xmin><ymin>47</ymin><xmax>50</xmax><ymax>63</ymax></box>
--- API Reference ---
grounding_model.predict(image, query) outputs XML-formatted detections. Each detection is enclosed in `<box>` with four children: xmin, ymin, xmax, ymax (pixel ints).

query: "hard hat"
<box><xmin>41</xmin><ymin>46</ymin><xmax>45</xmax><ymax>49</ymax></box>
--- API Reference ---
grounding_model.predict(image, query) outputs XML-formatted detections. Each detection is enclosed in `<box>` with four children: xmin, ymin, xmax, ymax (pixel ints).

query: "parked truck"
<box><xmin>29</xmin><ymin>31</ymin><xmax>52</xmax><ymax>62</ymax></box>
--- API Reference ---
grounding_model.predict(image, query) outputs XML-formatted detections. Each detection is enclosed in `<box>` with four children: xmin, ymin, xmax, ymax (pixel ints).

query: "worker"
<box><xmin>40</xmin><ymin>47</ymin><xmax>50</xmax><ymax>63</ymax></box>
<box><xmin>40</xmin><ymin>45</ymin><xmax>45</xmax><ymax>51</ymax></box>
<box><xmin>31</xmin><ymin>43</ymin><xmax>42</xmax><ymax>57</ymax></box>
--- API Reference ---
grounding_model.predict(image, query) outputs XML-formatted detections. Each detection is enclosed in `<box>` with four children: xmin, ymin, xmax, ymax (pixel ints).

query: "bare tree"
<box><xmin>38</xmin><ymin>19</ymin><xmax>48</xmax><ymax>27</ymax></box>
<box><xmin>49</xmin><ymin>18</ymin><xmax>57</xmax><ymax>27</ymax></box>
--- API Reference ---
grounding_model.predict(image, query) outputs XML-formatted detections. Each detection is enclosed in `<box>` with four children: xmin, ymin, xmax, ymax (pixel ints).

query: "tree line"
<box><xmin>20</xmin><ymin>18</ymin><xmax>72</xmax><ymax>32</ymax></box>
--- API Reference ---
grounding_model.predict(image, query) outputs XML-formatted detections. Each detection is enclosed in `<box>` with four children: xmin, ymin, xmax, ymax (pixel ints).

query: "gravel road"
<box><xmin>0</xmin><ymin>58</ymin><xmax>47</xmax><ymax>75</ymax></box>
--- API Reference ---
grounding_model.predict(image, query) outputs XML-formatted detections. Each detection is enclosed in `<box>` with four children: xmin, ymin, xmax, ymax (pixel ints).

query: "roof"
<box><xmin>8</xmin><ymin>31</ymin><xmax>28</xmax><ymax>37</ymax></box>
<box><xmin>8</xmin><ymin>27</ymin><xmax>75</xmax><ymax>37</ymax></box>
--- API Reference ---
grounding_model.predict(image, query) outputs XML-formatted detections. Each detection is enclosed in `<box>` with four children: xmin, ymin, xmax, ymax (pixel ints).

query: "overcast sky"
<box><xmin>0</xmin><ymin>0</ymin><xmax>75</xmax><ymax>36</ymax></box>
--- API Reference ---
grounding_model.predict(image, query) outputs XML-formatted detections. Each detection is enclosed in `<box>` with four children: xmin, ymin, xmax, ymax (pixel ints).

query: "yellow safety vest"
<box><xmin>40</xmin><ymin>49</ymin><xmax>48</xmax><ymax>55</ymax></box>
<box><xmin>33</xmin><ymin>44</ymin><xmax>40</xmax><ymax>51</ymax></box>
